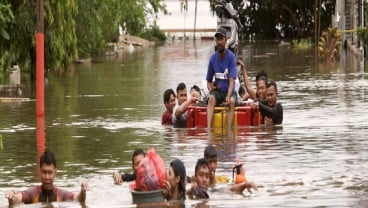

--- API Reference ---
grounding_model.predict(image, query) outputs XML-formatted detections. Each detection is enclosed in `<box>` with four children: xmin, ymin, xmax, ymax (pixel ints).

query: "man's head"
<box><xmin>132</xmin><ymin>148</ymin><xmax>145</xmax><ymax>174</ymax></box>
<box><xmin>39</xmin><ymin>149</ymin><xmax>57</xmax><ymax>190</ymax></box>
<box><xmin>194</xmin><ymin>158</ymin><xmax>210</xmax><ymax>191</ymax></box>
<box><xmin>204</xmin><ymin>145</ymin><xmax>218</xmax><ymax>180</ymax></box>
<box><xmin>266</xmin><ymin>81</ymin><xmax>278</xmax><ymax>107</ymax></box>
<box><xmin>176</xmin><ymin>83</ymin><xmax>187</xmax><ymax>105</ymax></box>
<box><xmin>163</xmin><ymin>89</ymin><xmax>176</xmax><ymax>113</ymax></box>
<box><xmin>214</xmin><ymin>27</ymin><xmax>227</xmax><ymax>53</ymax></box>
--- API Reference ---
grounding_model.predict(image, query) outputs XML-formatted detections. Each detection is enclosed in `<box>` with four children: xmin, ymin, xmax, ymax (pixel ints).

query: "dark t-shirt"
<box><xmin>21</xmin><ymin>185</ymin><xmax>74</xmax><ymax>204</ymax></box>
<box><xmin>161</xmin><ymin>111</ymin><xmax>173</xmax><ymax>125</ymax></box>
<box><xmin>258</xmin><ymin>102</ymin><xmax>283</xmax><ymax>124</ymax></box>
<box><xmin>121</xmin><ymin>172</ymin><xmax>136</xmax><ymax>182</ymax></box>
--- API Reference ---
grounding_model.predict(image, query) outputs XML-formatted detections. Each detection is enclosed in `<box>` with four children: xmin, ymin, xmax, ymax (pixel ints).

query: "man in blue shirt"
<box><xmin>206</xmin><ymin>27</ymin><xmax>237</xmax><ymax>129</ymax></box>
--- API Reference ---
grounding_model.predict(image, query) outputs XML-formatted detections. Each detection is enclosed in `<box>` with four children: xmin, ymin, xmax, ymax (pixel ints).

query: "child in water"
<box><xmin>233</xmin><ymin>162</ymin><xmax>246</xmax><ymax>184</ymax></box>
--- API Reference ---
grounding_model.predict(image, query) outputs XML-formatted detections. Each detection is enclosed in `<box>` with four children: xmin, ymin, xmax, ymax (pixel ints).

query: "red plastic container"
<box><xmin>196</xmin><ymin>107</ymin><xmax>207</xmax><ymax>128</ymax></box>
<box><xmin>236</xmin><ymin>106</ymin><xmax>251</xmax><ymax>126</ymax></box>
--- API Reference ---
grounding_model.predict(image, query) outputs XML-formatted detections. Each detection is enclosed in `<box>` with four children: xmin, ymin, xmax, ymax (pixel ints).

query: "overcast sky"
<box><xmin>156</xmin><ymin>0</ymin><xmax>216</xmax><ymax>30</ymax></box>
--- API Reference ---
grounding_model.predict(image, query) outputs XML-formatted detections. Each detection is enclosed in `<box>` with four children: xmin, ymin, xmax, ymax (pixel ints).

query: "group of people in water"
<box><xmin>5</xmin><ymin>28</ymin><xmax>281</xmax><ymax>206</ymax></box>
<box><xmin>5</xmin><ymin>146</ymin><xmax>256</xmax><ymax>205</ymax></box>
<box><xmin>162</xmin><ymin>27</ymin><xmax>283</xmax><ymax>128</ymax></box>
<box><xmin>113</xmin><ymin>145</ymin><xmax>257</xmax><ymax>201</ymax></box>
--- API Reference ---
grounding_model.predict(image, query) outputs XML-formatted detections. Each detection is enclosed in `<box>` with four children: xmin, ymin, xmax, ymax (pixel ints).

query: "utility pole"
<box><xmin>194</xmin><ymin>0</ymin><xmax>198</xmax><ymax>40</ymax></box>
<box><xmin>315</xmin><ymin>0</ymin><xmax>318</xmax><ymax>62</ymax></box>
<box><xmin>36</xmin><ymin>0</ymin><xmax>44</xmax><ymax>116</ymax></box>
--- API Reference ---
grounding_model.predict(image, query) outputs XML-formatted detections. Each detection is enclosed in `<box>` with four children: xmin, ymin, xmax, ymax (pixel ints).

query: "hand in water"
<box><xmin>81</xmin><ymin>182</ymin><xmax>89</xmax><ymax>192</ymax></box>
<box><xmin>113</xmin><ymin>172</ymin><xmax>122</xmax><ymax>184</ymax></box>
<box><xmin>264</xmin><ymin>116</ymin><xmax>273</xmax><ymax>125</ymax></box>
<box><xmin>5</xmin><ymin>191</ymin><xmax>14</xmax><ymax>200</ymax></box>
<box><xmin>243</xmin><ymin>181</ymin><xmax>257</xmax><ymax>193</ymax></box>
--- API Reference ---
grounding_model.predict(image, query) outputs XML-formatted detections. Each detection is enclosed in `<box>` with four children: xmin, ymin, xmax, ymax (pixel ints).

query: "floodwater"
<box><xmin>0</xmin><ymin>40</ymin><xmax>367</xmax><ymax>207</ymax></box>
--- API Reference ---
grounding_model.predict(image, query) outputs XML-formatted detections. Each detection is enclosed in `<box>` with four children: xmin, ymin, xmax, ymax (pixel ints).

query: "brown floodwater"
<box><xmin>0</xmin><ymin>40</ymin><xmax>367</xmax><ymax>207</ymax></box>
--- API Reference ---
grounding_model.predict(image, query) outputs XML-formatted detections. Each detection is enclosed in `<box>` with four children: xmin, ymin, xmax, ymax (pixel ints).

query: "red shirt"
<box><xmin>161</xmin><ymin>111</ymin><xmax>173</xmax><ymax>125</ymax></box>
<box><xmin>21</xmin><ymin>185</ymin><xmax>74</xmax><ymax>204</ymax></box>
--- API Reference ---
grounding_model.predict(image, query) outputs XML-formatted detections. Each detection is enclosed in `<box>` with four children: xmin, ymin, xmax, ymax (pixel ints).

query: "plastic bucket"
<box><xmin>131</xmin><ymin>189</ymin><xmax>165</xmax><ymax>204</ymax></box>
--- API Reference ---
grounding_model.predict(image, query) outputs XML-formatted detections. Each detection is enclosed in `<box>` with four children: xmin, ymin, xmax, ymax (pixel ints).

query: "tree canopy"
<box><xmin>214</xmin><ymin>0</ymin><xmax>335</xmax><ymax>40</ymax></box>
<box><xmin>0</xmin><ymin>0</ymin><xmax>166</xmax><ymax>75</ymax></box>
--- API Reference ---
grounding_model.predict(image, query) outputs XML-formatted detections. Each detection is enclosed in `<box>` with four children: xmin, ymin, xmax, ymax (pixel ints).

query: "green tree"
<box><xmin>0</xmin><ymin>2</ymin><xmax>14</xmax><ymax>71</ymax></box>
<box><xmin>76</xmin><ymin>0</ymin><xmax>167</xmax><ymax>58</ymax></box>
<box><xmin>1</xmin><ymin>1</ymin><xmax>166</xmax><ymax>74</ymax></box>
<box><xmin>222</xmin><ymin>0</ymin><xmax>335</xmax><ymax>40</ymax></box>
<box><xmin>0</xmin><ymin>3</ymin><xmax>13</xmax><ymax>40</ymax></box>
<box><xmin>0</xmin><ymin>1</ymin><xmax>78</xmax><ymax>76</ymax></box>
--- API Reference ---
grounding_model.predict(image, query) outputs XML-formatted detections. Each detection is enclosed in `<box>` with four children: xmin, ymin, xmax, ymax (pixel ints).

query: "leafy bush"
<box><xmin>292</xmin><ymin>39</ymin><xmax>312</xmax><ymax>50</ymax></box>
<box><xmin>140</xmin><ymin>24</ymin><xmax>166</xmax><ymax>42</ymax></box>
<box><xmin>318</xmin><ymin>27</ymin><xmax>342</xmax><ymax>63</ymax></box>
<box><xmin>357</xmin><ymin>27</ymin><xmax>368</xmax><ymax>55</ymax></box>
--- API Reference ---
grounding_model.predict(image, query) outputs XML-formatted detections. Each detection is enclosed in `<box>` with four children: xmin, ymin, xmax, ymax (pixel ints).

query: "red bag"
<box><xmin>134</xmin><ymin>148</ymin><xmax>166</xmax><ymax>191</ymax></box>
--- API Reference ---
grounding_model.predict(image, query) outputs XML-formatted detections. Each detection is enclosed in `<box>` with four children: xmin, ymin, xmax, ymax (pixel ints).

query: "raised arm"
<box><xmin>175</xmin><ymin>97</ymin><xmax>198</xmax><ymax>118</ymax></box>
<box><xmin>5</xmin><ymin>191</ymin><xmax>22</xmax><ymax>206</ymax></box>
<box><xmin>238</xmin><ymin>59</ymin><xmax>256</xmax><ymax>99</ymax></box>
<box><xmin>74</xmin><ymin>182</ymin><xmax>89</xmax><ymax>203</ymax></box>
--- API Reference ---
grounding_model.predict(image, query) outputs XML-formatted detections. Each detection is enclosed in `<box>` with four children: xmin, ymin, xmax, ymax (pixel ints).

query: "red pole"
<box><xmin>36</xmin><ymin>115</ymin><xmax>45</xmax><ymax>181</ymax></box>
<box><xmin>36</xmin><ymin>0</ymin><xmax>44</xmax><ymax>116</ymax></box>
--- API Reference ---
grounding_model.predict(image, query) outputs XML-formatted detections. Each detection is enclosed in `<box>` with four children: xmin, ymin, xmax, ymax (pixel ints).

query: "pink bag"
<box><xmin>134</xmin><ymin>148</ymin><xmax>166</xmax><ymax>191</ymax></box>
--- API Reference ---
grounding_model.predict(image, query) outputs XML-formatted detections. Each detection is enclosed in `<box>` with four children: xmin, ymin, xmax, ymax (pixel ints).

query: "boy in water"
<box><xmin>187</xmin><ymin>158</ymin><xmax>210</xmax><ymax>199</ymax></box>
<box><xmin>5</xmin><ymin>149</ymin><xmax>88</xmax><ymax>205</ymax></box>
<box><xmin>113</xmin><ymin>148</ymin><xmax>145</xmax><ymax>184</ymax></box>
<box><xmin>204</xmin><ymin>144</ymin><xmax>257</xmax><ymax>193</ymax></box>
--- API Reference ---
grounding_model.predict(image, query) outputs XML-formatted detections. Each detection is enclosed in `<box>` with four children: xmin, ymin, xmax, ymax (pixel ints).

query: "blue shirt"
<box><xmin>206</xmin><ymin>49</ymin><xmax>237</xmax><ymax>92</ymax></box>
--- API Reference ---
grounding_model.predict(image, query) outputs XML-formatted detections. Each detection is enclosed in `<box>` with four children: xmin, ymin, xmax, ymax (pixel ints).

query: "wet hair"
<box><xmin>267</xmin><ymin>81</ymin><xmax>278</xmax><ymax>92</ymax></box>
<box><xmin>170</xmin><ymin>159</ymin><xmax>186</xmax><ymax>196</ymax></box>
<box><xmin>238</xmin><ymin>86</ymin><xmax>245</xmax><ymax>96</ymax></box>
<box><xmin>195</xmin><ymin>158</ymin><xmax>209</xmax><ymax>176</ymax></box>
<box><xmin>131</xmin><ymin>148</ymin><xmax>145</xmax><ymax>167</ymax></box>
<box><xmin>255</xmin><ymin>71</ymin><xmax>268</xmax><ymax>82</ymax></box>
<box><xmin>40</xmin><ymin>149</ymin><xmax>57</xmax><ymax>168</ymax></box>
<box><xmin>176</xmin><ymin>82</ymin><xmax>186</xmax><ymax>94</ymax></box>
<box><xmin>204</xmin><ymin>144</ymin><xmax>217</xmax><ymax>160</ymax></box>
<box><xmin>190</xmin><ymin>85</ymin><xmax>201</xmax><ymax>95</ymax></box>
<box><xmin>163</xmin><ymin>89</ymin><xmax>175</xmax><ymax>104</ymax></box>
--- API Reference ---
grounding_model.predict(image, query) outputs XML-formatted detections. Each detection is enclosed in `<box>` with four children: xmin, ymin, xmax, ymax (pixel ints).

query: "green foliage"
<box><xmin>0</xmin><ymin>1</ymin><xmax>78</xmax><ymax>75</ymax></box>
<box><xmin>318</xmin><ymin>27</ymin><xmax>342</xmax><ymax>63</ymax></box>
<box><xmin>0</xmin><ymin>1</ymin><xmax>166</xmax><ymax>73</ymax></box>
<box><xmin>0</xmin><ymin>3</ymin><xmax>13</xmax><ymax>40</ymax></box>
<box><xmin>44</xmin><ymin>0</ymin><xmax>78</xmax><ymax>72</ymax></box>
<box><xmin>292</xmin><ymin>39</ymin><xmax>312</xmax><ymax>50</ymax></box>
<box><xmin>357</xmin><ymin>27</ymin><xmax>368</xmax><ymax>55</ymax></box>
<box><xmin>140</xmin><ymin>23</ymin><xmax>167</xmax><ymax>42</ymax></box>
<box><xmin>0</xmin><ymin>3</ymin><xmax>14</xmax><ymax>72</ymax></box>
<box><xmin>220</xmin><ymin>0</ymin><xmax>335</xmax><ymax>40</ymax></box>
<box><xmin>75</xmin><ymin>0</ymin><xmax>166</xmax><ymax>58</ymax></box>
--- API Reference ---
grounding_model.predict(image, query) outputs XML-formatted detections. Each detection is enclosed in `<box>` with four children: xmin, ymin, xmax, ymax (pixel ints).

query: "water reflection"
<box><xmin>0</xmin><ymin>40</ymin><xmax>367</xmax><ymax>207</ymax></box>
